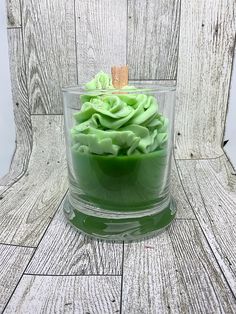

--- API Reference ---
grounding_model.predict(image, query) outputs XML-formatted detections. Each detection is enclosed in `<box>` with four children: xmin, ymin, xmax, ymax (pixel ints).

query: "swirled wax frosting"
<box><xmin>71</xmin><ymin>72</ymin><xmax>168</xmax><ymax>156</ymax></box>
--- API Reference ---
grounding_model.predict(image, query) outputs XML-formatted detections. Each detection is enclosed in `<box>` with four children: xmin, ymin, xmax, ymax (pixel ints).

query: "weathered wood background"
<box><xmin>1</xmin><ymin>0</ymin><xmax>236</xmax><ymax>312</ymax></box>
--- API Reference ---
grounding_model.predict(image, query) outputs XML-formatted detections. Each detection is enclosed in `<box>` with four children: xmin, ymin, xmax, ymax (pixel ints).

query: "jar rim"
<box><xmin>62</xmin><ymin>81</ymin><xmax>176</xmax><ymax>95</ymax></box>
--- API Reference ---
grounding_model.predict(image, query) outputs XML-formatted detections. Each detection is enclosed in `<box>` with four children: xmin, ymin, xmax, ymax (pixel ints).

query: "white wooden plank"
<box><xmin>6</xmin><ymin>0</ymin><xmax>21</xmax><ymax>28</ymax></box>
<box><xmin>122</xmin><ymin>220</ymin><xmax>236</xmax><ymax>313</ymax></box>
<box><xmin>4</xmin><ymin>275</ymin><xmax>121</xmax><ymax>314</ymax></box>
<box><xmin>175</xmin><ymin>0</ymin><xmax>236</xmax><ymax>159</ymax></box>
<box><xmin>0</xmin><ymin>244</ymin><xmax>34</xmax><ymax>312</ymax></box>
<box><xmin>21</xmin><ymin>0</ymin><xmax>77</xmax><ymax>113</ymax></box>
<box><xmin>177</xmin><ymin>155</ymin><xmax>236</xmax><ymax>295</ymax></box>
<box><xmin>75</xmin><ymin>0</ymin><xmax>127</xmax><ymax>83</ymax></box>
<box><xmin>26</xmin><ymin>207</ymin><xmax>123</xmax><ymax>275</ymax></box>
<box><xmin>172</xmin><ymin>159</ymin><xmax>195</xmax><ymax>219</ymax></box>
<box><xmin>128</xmin><ymin>0</ymin><xmax>180</xmax><ymax>80</ymax></box>
<box><xmin>0</xmin><ymin>116</ymin><xmax>68</xmax><ymax>246</ymax></box>
<box><xmin>0</xmin><ymin>28</ymin><xmax>32</xmax><ymax>186</ymax></box>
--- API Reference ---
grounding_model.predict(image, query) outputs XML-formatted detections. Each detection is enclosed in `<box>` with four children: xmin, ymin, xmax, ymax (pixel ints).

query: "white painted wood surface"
<box><xmin>0</xmin><ymin>244</ymin><xmax>34</xmax><ymax>312</ymax></box>
<box><xmin>21</xmin><ymin>0</ymin><xmax>77</xmax><ymax>114</ymax></box>
<box><xmin>122</xmin><ymin>220</ymin><xmax>236</xmax><ymax>313</ymax></box>
<box><xmin>4</xmin><ymin>275</ymin><xmax>121</xmax><ymax>314</ymax></box>
<box><xmin>76</xmin><ymin>0</ymin><xmax>127</xmax><ymax>83</ymax></box>
<box><xmin>171</xmin><ymin>159</ymin><xmax>195</xmax><ymax>219</ymax></box>
<box><xmin>2</xmin><ymin>0</ymin><xmax>236</xmax><ymax>312</ymax></box>
<box><xmin>175</xmin><ymin>0</ymin><xmax>236</xmax><ymax>159</ymax></box>
<box><xmin>128</xmin><ymin>0</ymin><xmax>180</xmax><ymax>80</ymax></box>
<box><xmin>26</xmin><ymin>207</ymin><xmax>123</xmax><ymax>275</ymax></box>
<box><xmin>177</xmin><ymin>155</ymin><xmax>236</xmax><ymax>296</ymax></box>
<box><xmin>0</xmin><ymin>116</ymin><xmax>68</xmax><ymax>246</ymax></box>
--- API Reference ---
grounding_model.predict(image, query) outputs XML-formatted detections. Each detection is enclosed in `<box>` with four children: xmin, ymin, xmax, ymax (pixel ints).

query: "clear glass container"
<box><xmin>62</xmin><ymin>82</ymin><xmax>176</xmax><ymax>241</ymax></box>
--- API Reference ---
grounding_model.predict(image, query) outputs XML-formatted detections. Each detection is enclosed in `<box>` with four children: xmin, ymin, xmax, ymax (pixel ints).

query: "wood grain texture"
<box><xmin>171</xmin><ymin>159</ymin><xmax>195</xmax><ymax>219</ymax></box>
<box><xmin>175</xmin><ymin>0</ymin><xmax>236</xmax><ymax>159</ymax></box>
<box><xmin>0</xmin><ymin>29</ymin><xmax>32</xmax><ymax>186</ymax></box>
<box><xmin>26</xmin><ymin>207</ymin><xmax>123</xmax><ymax>275</ymax></box>
<box><xmin>4</xmin><ymin>275</ymin><xmax>121</xmax><ymax>314</ymax></box>
<box><xmin>0</xmin><ymin>116</ymin><xmax>68</xmax><ymax>246</ymax></box>
<box><xmin>21</xmin><ymin>0</ymin><xmax>77</xmax><ymax>114</ymax></box>
<box><xmin>177</xmin><ymin>155</ymin><xmax>236</xmax><ymax>296</ymax></box>
<box><xmin>0</xmin><ymin>185</ymin><xmax>9</xmax><ymax>195</ymax></box>
<box><xmin>0</xmin><ymin>244</ymin><xmax>34</xmax><ymax>312</ymax></box>
<box><xmin>6</xmin><ymin>0</ymin><xmax>21</xmax><ymax>27</ymax></box>
<box><xmin>75</xmin><ymin>0</ymin><xmax>127</xmax><ymax>83</ymax></box>
<box><xmin>128</xmin><ymin>0</ymin><xmax>180</xmax><ymax>80</ymax></box>
<box><xmin>122</xmin><ymin>220</ymin><xmax>236</xmax><ymax>313</ymax></box>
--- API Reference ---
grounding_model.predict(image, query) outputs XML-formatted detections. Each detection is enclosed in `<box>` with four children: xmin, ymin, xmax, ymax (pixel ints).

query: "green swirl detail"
<box><xmin>71</xmin><ymin>72</ymin><xmax>168</xmax><ymax>156</ymax></box>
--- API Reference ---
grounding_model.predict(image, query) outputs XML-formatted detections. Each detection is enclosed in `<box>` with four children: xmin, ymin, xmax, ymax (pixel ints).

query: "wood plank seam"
<box><xmin>23</xmin><ymin>274</ymin><xmax>122</xmax><ymax>277</ymax></box>
<box><xmin>6</xmin><ymin>26</ymin><xmax>21</xmax><ymax>29</ymax></box>
<box><xmin>30</xmin><ymin>113</ymin><xmax>64</xmax><ymax>116</ymax></box>
<box><xmin>73</xmin><ymin>0</ymin><xmax>78</xmax><ymax>84</ymax></box>
<box><xmin>174</xmin><ymin>153</ymin><xmax>236</xmax><ymax>299</ymax></box>
<box><xmin>174</xmin><ymin>218</ymin><xmax>196</xmax><ymax>220</ymax></box>
<box><xmin>0</xmin><ymin>242</ymin><xmax>35</xmax><ymax>249</ymax></box>
<box><xmin>19</xmin><ymin>0</ymin><xmax>31</xmax><ymax>115</ymax></box>
<box><xmin>175</xmin><ymin>154</ymin><xmax>225</xmax><ymax>161</ymax></box>
<box><xmin>175</xmin><ymin>0</ymin><xmax>182</xmax><ymax>83</ymax></box>
<box><xmin>125</xmin><ymin>0</ymin><xmax>128</xmax><ymax>65</ymax></box>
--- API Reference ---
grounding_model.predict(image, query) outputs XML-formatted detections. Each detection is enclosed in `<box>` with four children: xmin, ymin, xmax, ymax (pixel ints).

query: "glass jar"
<box><xmin>62</xmin><ymin>83</ymin><xmax>176</xmax><ymax>241</ymax></box>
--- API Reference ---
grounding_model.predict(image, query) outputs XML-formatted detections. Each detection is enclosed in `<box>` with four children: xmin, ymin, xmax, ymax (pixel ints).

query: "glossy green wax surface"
<box><xmin>71</xmin><ymin>147</ymin><xmax>169</xmax><ymax>211</ymax></box>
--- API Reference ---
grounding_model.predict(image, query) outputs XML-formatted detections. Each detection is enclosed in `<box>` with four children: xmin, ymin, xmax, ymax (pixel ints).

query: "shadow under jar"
<box><xmin>62</xmin><ymin>82</ymin><xmax>176</xmax><ymax>241</ymax></box>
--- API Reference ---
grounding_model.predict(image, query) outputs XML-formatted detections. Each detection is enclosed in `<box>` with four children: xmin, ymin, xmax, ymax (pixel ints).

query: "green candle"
<box><xmin>64</xmin><ymin>71</ymin><xmax>176</xmax><ymax>240</ymax></box>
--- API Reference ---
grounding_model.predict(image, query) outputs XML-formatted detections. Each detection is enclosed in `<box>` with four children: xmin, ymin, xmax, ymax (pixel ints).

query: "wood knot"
<box><xmin>7</xmin><ymin>13</ymin><xmax>15</xmax><ymax>26</ymax></box>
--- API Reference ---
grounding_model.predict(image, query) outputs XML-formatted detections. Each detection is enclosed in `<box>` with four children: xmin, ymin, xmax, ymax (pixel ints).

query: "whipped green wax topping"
<box><xmin>71</xmin><ymin>72</ymin><xmax>168</xmax><ymax>156</ymax></box>
<box><xmin>84</xmin><ymin>71</ymin><xmax>114</xmax><ymax>90</ymax></box>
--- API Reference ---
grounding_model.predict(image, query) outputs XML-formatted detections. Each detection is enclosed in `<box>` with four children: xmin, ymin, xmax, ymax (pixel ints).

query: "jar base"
<box><xmin>63</xmin><ymin>195</ymin><xmax>177</xmax><ymax>241</ymax></box>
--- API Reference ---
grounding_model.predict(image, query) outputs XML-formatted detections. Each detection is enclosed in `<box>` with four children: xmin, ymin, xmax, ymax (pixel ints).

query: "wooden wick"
<box><xmin>111</xmin><ymin>65</ymin><xmax>128</xmax><ymax>89</ymax></box>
